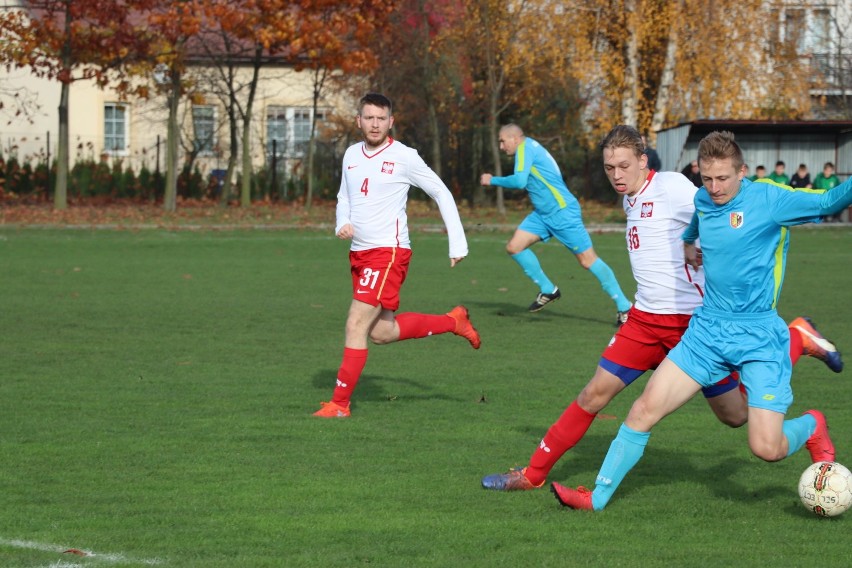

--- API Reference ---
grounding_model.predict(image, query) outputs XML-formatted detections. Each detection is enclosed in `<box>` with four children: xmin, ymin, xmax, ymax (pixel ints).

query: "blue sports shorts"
<box><xmin>518</xmin><ymin>204</ymin><xmax>593</xmax><ymax>254</ymax></box>
<box><xmin>668</xmin><ymin>306</ymin><xmax>793</xmax><ymax>413</ymax></box>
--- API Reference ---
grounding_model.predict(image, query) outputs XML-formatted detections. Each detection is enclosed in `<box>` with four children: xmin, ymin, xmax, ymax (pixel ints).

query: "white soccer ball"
<box><xmin>798</xmin><ymin>461</ymin><xmax>852</xmax><ymax>517</ymax></box>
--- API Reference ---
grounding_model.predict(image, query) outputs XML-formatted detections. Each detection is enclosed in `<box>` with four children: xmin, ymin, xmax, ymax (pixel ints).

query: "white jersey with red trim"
<box><xmin>624</xmin><ymin>171</ymin><xmax>704</xmax><ymax>314</ymax></box>
<box><xmin>335</xmin><ymin>138</ymin><xmax>468</xmax><ymax>258</ymax></box>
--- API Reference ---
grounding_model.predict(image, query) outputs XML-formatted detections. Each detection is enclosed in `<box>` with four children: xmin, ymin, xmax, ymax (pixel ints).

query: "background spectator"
<box><xmin>749</xmin><ymin>165</ymin><xmax>767</xmax><ymax>181</ymax></box>
<box><xmin>681</xmin><ymin>160</ymin><xmax>702</xmax><ymax>187</ymax></box>
<box><xmin>789</xmin><ymin>163</ymin><xmax>812</xmax><ymax>189</ymax></box>
<box><xmin>642</xmin><ymin>135</ymin><xmax>662</xmax><ymax>172</ymax></box>
<box><xmin>815</xmin><ymin>162</ymin><xmax>843</xmax><ymax>222</ymax></box>
<box><xmin>768</xmin><ymin>160</ymin><xmax>790</xmax><ymax>185</ymax></box>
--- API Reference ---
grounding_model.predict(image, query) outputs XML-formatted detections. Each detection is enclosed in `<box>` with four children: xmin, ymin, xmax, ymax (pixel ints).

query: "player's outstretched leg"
<box><xmin>447</xmin><ymin>305</ymin><xmax>481</xmax><ymax>349</ymax></box>
<box><xmin>790</xmin><ymin>317</ymin><xmax>843</xmax><ymax>373</ymax></box>
<box><xmin>481</xmin><ymin>467</ymin><xmax>544</xmax><ymax>491</ymax></box>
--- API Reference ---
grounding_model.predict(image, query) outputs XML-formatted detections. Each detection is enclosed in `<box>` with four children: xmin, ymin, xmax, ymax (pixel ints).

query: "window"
<box><xmin>813</xmin><ymin>9</ymin><xmax>831</xmax><ymax>54</ymax></box>
<box><xmin>785</xmin><ymin>8</ymin><xmax>806</xmax><ymax>53</ymax></box>
<box><xmin>104</xmin><ymin>103</ymin><xmax>129</xmax><ymax>155</ymax></box>
<box><xmin>266</xmin><ymin>106</ymin><xmax>325</xmax><ymax>157</ymax></box>
<box><xmin>192</xmin><ymin>105</ymin><xmax>217</xmax><ymax>154</ymax></box>
<box><xmin>267</xmin><ymin>107</ymin><xmax>288</xmax><ymax>156</ymax></box>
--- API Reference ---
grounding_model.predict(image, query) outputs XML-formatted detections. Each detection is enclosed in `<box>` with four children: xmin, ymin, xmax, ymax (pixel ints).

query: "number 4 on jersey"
<box><xmin>360</xmin><ymin>178</ymin><xmax>369</xmax><ymax>196</ymax></box>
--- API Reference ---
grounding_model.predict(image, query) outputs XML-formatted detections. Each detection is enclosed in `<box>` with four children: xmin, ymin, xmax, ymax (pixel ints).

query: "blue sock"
<box><xmin>591</xmin><ymin>423</ymin><xmax>650</xmax><ymax>510</ymax></box>
<box><xmin>783</xmin><ymin>414</ymin><xmax>817</xmax><ymax>457</ymax></box>
<box><xmin>511</xmin><ymin>249</ymin><xmax>555</xmax><ymax>294</ymax></box>
<box><xmin>588</xmin><ymin>258</ymin><xmax>631</xmax><ymax>312</ymax></box>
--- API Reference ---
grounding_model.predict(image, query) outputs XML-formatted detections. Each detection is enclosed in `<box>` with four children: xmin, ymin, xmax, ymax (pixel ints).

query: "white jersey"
<box><xmin>624</xmin><ymin>171</ymin><xmax>704</xmax><ymax>314</ymax></box>
<box><xmin>335</xmin><ymin>138</ymin><xmax>468</xmax><ymax>259</ymax></box>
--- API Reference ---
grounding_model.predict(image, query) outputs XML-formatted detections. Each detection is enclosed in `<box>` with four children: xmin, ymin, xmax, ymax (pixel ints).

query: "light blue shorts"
<box><xmin>668</xmin><ymin>306</ymin><xmax>793</xmax><ymax>414</ymax></box>
<box><xmin>518</xmin><ymin>204</ymin><xmax>593</xmax><ymax>254</ymax></box>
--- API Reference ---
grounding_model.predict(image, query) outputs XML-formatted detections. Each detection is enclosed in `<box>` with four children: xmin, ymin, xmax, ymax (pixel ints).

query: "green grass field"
<box><xmin>0</xmin><ymin>226</ymin><xmax>850</xmax><ymax>567</ymax></box>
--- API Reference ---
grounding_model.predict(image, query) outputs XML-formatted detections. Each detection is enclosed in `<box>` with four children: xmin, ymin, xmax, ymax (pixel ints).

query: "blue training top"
<box><xmin>488</xmin><ymin>137</ymin><xmax>577</xmax><ymax>216</ymax></box>
<box><xmin>682</xmin><ymin>177</ymin><xmax>852</xmax><ymax>314</ymax></box>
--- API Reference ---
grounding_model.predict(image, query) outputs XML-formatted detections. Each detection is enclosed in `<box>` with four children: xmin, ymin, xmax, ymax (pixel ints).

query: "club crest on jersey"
<box><xmin>640</xmin><ymin>201</ymin><xmax>654</xmax><ymax>218</ymax></box>
<box><xmin>729</xmin><ymin>212</ymin><xmax>744</xmax><ymax>229</ymax></box>
<box><xmin>381</xmin><ymin>161</ymin><xmax>395</xmax><ymax>174</ymax></box>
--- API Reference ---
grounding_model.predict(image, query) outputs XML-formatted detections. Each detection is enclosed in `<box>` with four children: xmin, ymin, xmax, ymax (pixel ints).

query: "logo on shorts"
<box><xmin>730</xmin><ymin>212</ymin><xmax>744</xmax><ymax>229</ymax></box>
<box><xmin>381</xmin><ymin>161</ymin><xmax>395</xmax><ymax>174</ymax></box>
<box><xmin>640</xmin><ymin>201</ymin><xmax>654</xmax><ymax>218</ymax></box>
<box><xmin>762</xmin><ymin>394</ymin><xmax>775</xmax><ymax>401</ymax></box>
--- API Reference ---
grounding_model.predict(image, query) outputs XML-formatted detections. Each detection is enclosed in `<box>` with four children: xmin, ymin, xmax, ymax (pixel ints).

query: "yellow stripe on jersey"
<box><xmin>761</xmin><ymin>179</ymin><xmax>826</xmax><ymax>195</ymax></box>
<box><xmin>516</xmin><ymin>142</ymin><xmax>525</xmax><ymax>172</ymax></box>
<box><xmin>771</xmin><ymin>226</ymin><xmax>787</xmax><ymax>309</ymax></box>
<box><xmin>531</xmin><ymin>167</ymin><xmax>567</xmax><ymax>208</ymax></box>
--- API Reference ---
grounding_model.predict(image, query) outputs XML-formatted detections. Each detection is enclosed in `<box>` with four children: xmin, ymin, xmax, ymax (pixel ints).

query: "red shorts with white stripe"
<box><xmin>349</xmin><ymin>247</ymin><xmax>412</xmax><ymax>311</ymax></box>
<box><xmin>601</xmin><ymin>306</ymin><xmax>739</xmax><ymax>398</ymax></box>
<box><xmin>602</xmin><ymin>307</ymin><xmax>691</xmax><ymax>371</ymax></box>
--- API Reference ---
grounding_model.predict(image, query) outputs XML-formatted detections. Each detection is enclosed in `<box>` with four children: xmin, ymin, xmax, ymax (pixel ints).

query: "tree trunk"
<box><xmin>240</xmin><ymin>47</ymin><xmax>262</xmax><ymax>207</ymax></box>
<box><xmin>428</xmin><ymin>99</ymin><xmax>442</xmax><ymax>178</ymax></box>
<box><xmin>621</xmin><ymin>0</ymin><xmax>640</xmax><ymax>127</ymax></box>
<box><xmin>306</xmin><ymin>67</ymin><xmax>327</xmax><ymax>210</ymax></box>
<box><xmin>55</xmin><ymin>81</ymin><xmax>69</xmax><ymax>210</ymax></box>
<box><xmin>54</xmin><ymin>3</ymin><xmax>72</xmax><ymax>210</ymax></box>
<box><xmin>163</xmin><ymin>68</ymin><xmax>181</xmax><ymax>212</ymax></box>
<box><xmin>650</xmin><ymin>3</ymin><xmax>681</xmax><ymax>136</ymax></box>
<box><xmin>489</xmin><ymin>96</ymin><xmax>505</xmax><ymax>215</ymax></box>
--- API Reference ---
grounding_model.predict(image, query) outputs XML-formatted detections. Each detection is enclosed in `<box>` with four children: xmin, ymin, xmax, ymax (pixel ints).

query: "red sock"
<box><xmin>331</xmin><ymin>347</ymin><xmax>368</xmax><ymax>407</ymax></box>
<box><xmin>525</xmin><ymin>400</ymin><xmax>597</xmax><ymax>486</ymax></box>
<box><xmin>788</xmin><ymin>326</ymin><xmax>803</xmax><ymax>366</ymax></box>
<box><xmin>396</xmin><ymin>312</ymin><xmax>454</xmax><ymax>341</ymax></box>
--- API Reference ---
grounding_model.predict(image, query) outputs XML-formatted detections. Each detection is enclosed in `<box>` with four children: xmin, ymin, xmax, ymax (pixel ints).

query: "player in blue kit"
<box><xmin>552</xmin><ymin>130</ymin><xmax>852</xmax><ymax>511</ymax></box>
<box><xmin>480</xmin><ymin>124</ymin><xmax>632</xmax><ymax>323</ymax></box>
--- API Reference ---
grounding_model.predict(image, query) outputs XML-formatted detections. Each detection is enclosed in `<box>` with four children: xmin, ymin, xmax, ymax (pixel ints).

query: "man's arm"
<box><xmin>485</xmin><ymin>143</ymin><xmax>531</xmax><ymax>190</ymax></box>
<box><xmin>408</xmin><ymin>151</ymin><xmax>469</xmax><ymax>262</ymax></box>
<box><xmin>335</xmin><ymin>167</ymin><xmax>352</xmax><ymax>239</ymax></box>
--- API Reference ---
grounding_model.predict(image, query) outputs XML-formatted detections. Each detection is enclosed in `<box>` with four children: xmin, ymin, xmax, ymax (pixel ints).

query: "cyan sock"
<box><xmin>511</xmin><ymin>249</ymin><xmax>555</xmax><ymax>294</ymax></box>
<box><xmin>783</xmin><ymin>413</ymin><xmax>817</xmax><ymax>457</ymax></box>
<box><xmin>591</xmin><ymin>423</ymin><xmax>650</xmax><ymax>510</ymax></box>
<box><xmin>589</xmin><ymin>257</ymin><xmax>631</xmax><ymax>312</ymax></box>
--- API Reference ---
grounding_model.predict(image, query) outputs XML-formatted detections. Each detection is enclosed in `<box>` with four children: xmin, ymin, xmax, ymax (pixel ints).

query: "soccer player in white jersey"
<box><xmin>482</xmin><ymin>125</ymin><xmax>842</xmax><ymax>490</ymax></box>
<box><xmin>313</xmin><ymin>93</ymin><xmax>481</xmax><ymax>418</ymax></box>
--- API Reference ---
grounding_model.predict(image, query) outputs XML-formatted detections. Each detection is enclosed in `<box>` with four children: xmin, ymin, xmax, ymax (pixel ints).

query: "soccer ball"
<box><xmin>798</xmin><ymin>461</ymin><xmax>852</xmax><ymax>517</ymax></box>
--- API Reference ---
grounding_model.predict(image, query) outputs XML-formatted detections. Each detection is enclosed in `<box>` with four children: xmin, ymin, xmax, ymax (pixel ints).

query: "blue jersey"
<box><xmin>488</xmin><ymin>138</ymin><xmax>577</xmax><ymax>216</ymax></box>
<box><xmin>682</xmin><ymin>177</ymin><xmax>852</xmax><ymax>314</ymax></box>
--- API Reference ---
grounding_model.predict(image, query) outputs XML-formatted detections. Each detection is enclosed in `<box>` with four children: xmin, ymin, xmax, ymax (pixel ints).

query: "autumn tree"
<box><xmin>144</xmin><ymin>1</ymin><xmax>203</xmax><ymax>212</ymax></box>
<box><xmin>0</xmin><ymin>0</ymin><xmax>156</xmax><ymax>209</ymax></box>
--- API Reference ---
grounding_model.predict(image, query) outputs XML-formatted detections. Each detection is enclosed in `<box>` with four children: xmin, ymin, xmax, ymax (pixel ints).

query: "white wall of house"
<box><xmin>0</xmin><ymin>63</ymin><xmax>354</xmax><ymax>182</ymax></box>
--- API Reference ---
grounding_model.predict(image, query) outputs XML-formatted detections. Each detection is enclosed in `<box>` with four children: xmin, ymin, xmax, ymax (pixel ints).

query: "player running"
<box><xmin>551</xmin><ymin>130</ymin><xmax>851</xmax><ymax>511</ymax></box>
<box><xmin>313</xmin><ymin>93</ymin><xmax>480</xmax><ymax>418</ymax></box>
<box><xmin>482</xmin><ymin>126</ymin><xmax>842</xmax><ymax>492</ymax></box>
<box><xmin>480</xmin><ymin>124</ymin><xmax>632</xmax><ymax>323</ymax></box>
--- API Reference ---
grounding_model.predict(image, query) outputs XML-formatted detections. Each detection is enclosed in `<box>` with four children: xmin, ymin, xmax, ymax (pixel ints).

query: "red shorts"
<box><xmin>349</xmin><ymin>247</ymin><xmax>412</xmax><ymax>310</ymax></box>
<box><xmin>602</xmin><ymin>307</ymin><xmax>691</xmax><ymax>371</ymax></box>
<box><xmin>602</xmin><ymin>306</ymin><xmax>739</xmax><ymax>397</ymax></box>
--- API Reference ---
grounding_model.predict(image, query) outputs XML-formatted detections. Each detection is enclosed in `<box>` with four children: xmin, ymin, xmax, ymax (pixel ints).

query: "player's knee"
<box><xmin>577</xmin><ymin>386</ymin><xmax>613</xmax><ymax>414</ymax></box>
<box><xmin>506</xmin><ymin>242</ymin><xmax>522</xmax><ymax>255</ymax></box>
<box><xmin>749</xmin><ymin>441</ymin><xmax>786</xmax><ymax>462</ymax></box>
<box><xmin>718</xmin><ymin>413</ymin><xmax>747</xmax><ymax>429</ymax></box>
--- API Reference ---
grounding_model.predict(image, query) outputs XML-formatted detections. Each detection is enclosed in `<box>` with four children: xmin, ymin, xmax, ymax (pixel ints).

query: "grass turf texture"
<box><xmin>0</xmin><ymin>226</ymin><xmax>849</xmax><ymax>567</ymax></box>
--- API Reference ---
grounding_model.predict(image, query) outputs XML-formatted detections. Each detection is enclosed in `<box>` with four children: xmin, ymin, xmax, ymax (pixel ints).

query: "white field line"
<box><xmin>0</xmin><ymin>537</ymin><xmax>164</xmax><ymax>565</ymax></box>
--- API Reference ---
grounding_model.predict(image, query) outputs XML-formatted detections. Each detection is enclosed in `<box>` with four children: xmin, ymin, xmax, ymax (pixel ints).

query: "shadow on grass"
<box><xmin>312</xmin><ymin>370</ymin><xmax>463</xmax><ymax>404</ymax></box>
<box><xmin>509</xmin><ymin>431</ymin><xmax>792</xmax><ymax>506</ymax></box>
<box><xmin>463</xmin><ymin>299</ymin><xmax>616</xmax><ymax>328</ymax></box>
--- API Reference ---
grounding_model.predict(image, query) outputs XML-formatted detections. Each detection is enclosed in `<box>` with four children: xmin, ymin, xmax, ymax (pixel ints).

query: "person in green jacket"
<box><xmin>815</xmin><ymin>162</ymin><xmax>844</xmax><ymax>222</ymax></box>
<box><xmin>767</xmin><ymin>160</ymin><xmax>790</xmax><ymax>185</ymax></box>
